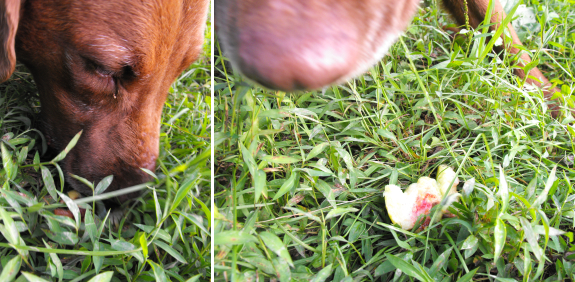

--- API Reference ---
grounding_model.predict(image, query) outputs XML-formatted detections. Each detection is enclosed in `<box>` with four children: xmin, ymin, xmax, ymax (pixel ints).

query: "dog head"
<box><xmin>0</xmin><ymin>0</ymin><xmax>208</xmax><ymax>201</ymax></box>
<box><xmin>216</xmin><ymin>0</ymin><xmax>419</xmax><ymax>91</ymax></box>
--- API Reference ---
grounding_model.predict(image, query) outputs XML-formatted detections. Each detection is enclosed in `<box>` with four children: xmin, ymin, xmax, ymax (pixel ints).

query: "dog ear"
<box><xmin>0</xmin><ymin>0</ymin><xmax>21</xmax><ymax>82</ymax></box>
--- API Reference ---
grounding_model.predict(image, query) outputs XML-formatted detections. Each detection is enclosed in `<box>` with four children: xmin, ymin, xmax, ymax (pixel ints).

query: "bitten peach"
<box><xmin>384</xmin><ymin>166</ymin><xmax>459</xmax><ymax>230</ymax></box>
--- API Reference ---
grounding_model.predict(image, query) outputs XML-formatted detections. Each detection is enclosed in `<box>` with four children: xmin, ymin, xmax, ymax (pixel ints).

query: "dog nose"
<box><xmin>223</xmin><ymin>4</ymin><xmax>361</xmax><ymax>92</ymax></box>
<box><xmin>235</xmin><ymin>33</ymin><xmax>358</xmax><ymax>91</ymax></box>
<box><xmin>235</xmin><ymin>32</ymin><xmax>359</xmax><ymax>91</ymax></box>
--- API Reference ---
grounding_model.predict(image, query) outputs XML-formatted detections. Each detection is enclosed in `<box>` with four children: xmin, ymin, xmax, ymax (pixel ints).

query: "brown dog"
<box><xmin>0</xmin><ymin>0</ymin><xmax>209</xmax><ymax>215</ymax></box>
<box><xmin>216</xmin><ymin>0</ymin><xmax>561</xmax><ymax>114</ymax></box>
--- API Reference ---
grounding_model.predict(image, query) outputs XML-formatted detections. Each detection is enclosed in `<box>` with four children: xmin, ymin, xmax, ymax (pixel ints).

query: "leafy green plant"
<box><xmin>214</xmin><ymin>1</ymin><xmax>574</xmax><ymax>281</ymax></box>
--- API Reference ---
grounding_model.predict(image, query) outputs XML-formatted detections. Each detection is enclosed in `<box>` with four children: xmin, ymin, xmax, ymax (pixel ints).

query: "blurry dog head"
<box><xmin>0</xmin><ymin>0</ymin><xmax>209</xmax><ymax>201</ymax></box>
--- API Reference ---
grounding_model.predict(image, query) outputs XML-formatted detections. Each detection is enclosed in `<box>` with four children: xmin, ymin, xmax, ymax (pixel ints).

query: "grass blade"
<box><xmin>259</xmin><ymin>231</ymin><xmax>294</xmax><ymax>267</ymax></box>
<box><xmin>385</xmin><ymin>253</ymin><xmax>430</xmax><ymax>282</ymax></box>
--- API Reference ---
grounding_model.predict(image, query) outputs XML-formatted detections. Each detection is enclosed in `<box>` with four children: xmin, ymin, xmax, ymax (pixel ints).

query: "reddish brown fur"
<box><xmin>0</xmin><ymin>0</ymin><xmax>20</xmax><ymax>81</ymax></box>
<box><xmin>217</xmin><ymin>0</ymin><xmax>562</xmax><ymax>115</ymax></box>
<box><xmin>0</xmin><ymin>0</ymin><xmax>208</xmax><ymax>204</ymax></box>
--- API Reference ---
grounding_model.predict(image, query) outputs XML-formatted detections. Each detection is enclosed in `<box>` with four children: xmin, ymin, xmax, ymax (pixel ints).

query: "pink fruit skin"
<box><xmin>411</xmin><ymin>191</ymin><xmax>441</xmax><ymax>226</ymax></box>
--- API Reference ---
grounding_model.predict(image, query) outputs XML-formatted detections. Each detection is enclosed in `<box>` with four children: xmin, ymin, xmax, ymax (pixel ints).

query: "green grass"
<box><xmin>0</xmin><ymin>17</ymin><xmax>211</xmax><ymax>282</ymax></box>
<box><xmin>214</xmin><ymin>0</ymin><xmax>574</xmax><ymax>281</ymax></box>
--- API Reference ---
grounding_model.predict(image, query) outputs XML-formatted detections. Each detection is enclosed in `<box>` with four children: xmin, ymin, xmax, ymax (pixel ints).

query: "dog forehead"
<box><xmin>65</xmin><ymin>0</ymin><xmax>203</xmax><ymax>71</ymax></box>
<box><xmin>68</xmin><ymin>1</ymin><xmax>180</xmax><ymax>46</ymax></box>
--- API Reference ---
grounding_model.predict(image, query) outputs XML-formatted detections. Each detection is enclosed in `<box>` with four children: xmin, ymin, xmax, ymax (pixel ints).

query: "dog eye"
<box><xmin>80</xmin><ymin>57</ymin><xmax>138</xmax><ymax>97</ymax></box>
<box><xmin>86</xmin><ymin>60</ymin><xmax>114</xmax><ymax>77</ymax></box>
<box><xmin>82</xmin><ymin>59</ymin><xmax>117</xmax><ymax>93</ymax></box>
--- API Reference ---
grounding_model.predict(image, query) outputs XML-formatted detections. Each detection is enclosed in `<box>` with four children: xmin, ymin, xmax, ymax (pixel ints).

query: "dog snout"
<box><xmin>64</xmin><ymin>150</ymin><xmax>157</xmax><ymax>197</ymax></box>
<box><xmin>54</xmin><ymin>122</ymin><xmax>160</xmax><ymax>197</ymax></box>
<box><xmin>218</xmin><ymin>0</ymin><xmax>366</xmax><ymax>91</ymax></box>
<box><xmin>235</xmin><ymin>29</ymin><xmax>358</xmax><ymax>91</ymax></box>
